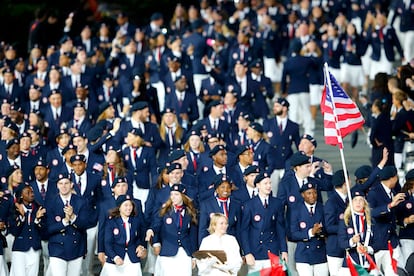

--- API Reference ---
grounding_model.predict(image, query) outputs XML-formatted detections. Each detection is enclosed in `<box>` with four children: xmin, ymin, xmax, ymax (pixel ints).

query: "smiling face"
<box><xmin>214</xmin><ymin>216</ymin><xmax>228</xmax><ymax>235</ymax></box>
<box><xmin>57</xmin><ymin>178</ymin><xmax>73</xmax><ymax>197</ymax></box>
<box><xmin>170</xmin><ymin>191</ymin><xmax>183</xmax><ymax>206</ymax></box>
<box><xmin>215</xmin><ymin>181</ymin><xmax>232</xmax><ymax>199</ymax></box>
<box><xmin>119</xmin><ymin>200</ymin><xmax>134</xmax><ymax>217</ymax></box>
<box><xmin>302</xmin><ymin>188</ymin><xmax>317</xmax><ymax>205</ymax></box>
<box><xmin>256</xmin><ymin>177</ymin><xmax>272</xmax><ymax>196</ymax></box>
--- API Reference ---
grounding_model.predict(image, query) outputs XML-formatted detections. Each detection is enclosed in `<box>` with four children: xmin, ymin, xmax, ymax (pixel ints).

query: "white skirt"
<box><xmin>369</xmin><ymin>48</ymin><xmax>393</xmax><ymax>80</ymax></box>
<box><xmin>264</xmin><ymin>57</ymin><xmax>283</xmax><ymax>82</ymax></box>
<box><xmin>154</xmin><ymin>247</ymin><xmax>192</xmax><ymax>276</ymax></box>
<box><xmin>100</xmin><ymin>254</ymin><xmax>142</xmax><ymax>276</ymax></box>
<box><xmin>340</xmin><ymin>63</ymin><xmax>365</xmax><ymax>87</ymax></box>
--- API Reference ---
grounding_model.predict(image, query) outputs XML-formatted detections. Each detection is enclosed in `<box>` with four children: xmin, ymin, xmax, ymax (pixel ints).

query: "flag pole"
<box><xmin>323</xmin><ymin>63</ymin><xmax>363</xmax><ymax>264</ymax></box>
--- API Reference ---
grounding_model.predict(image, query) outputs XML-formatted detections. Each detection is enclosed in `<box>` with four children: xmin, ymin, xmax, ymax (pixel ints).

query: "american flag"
<box><xmin>321</xmin><ymin>70</ymin><xmax>365</xmax><ymax>148</ymax></box>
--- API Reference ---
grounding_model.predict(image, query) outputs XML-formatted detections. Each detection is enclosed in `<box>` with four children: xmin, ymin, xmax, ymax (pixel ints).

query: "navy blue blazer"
<box><xmin>324</xmin><ymin>191</ymin><xmax>347</xmax><ymax>258</ymax></box>
<box><xmin>366</xmin><ymin>183</ymin><xmax>400</xmax><ymax>250</ymax></box>
<box><xmin>281</xmin><ymin>54</ymin><xmax>316</xmax><ymax>94</ymax></box>
<box><xmin>231</xmin><ymin>182</ymin><xmax>255</xmax><ymax>205</ymax></box>
<box><xmin>70</xmin><ymin>172</ymin><xmax>102</xmax><ymax>228</ymax></box>
<box><xmin>181</xmin><ymin>32</ymin><xmax>208</xmax><ymax>74</ymax></box>
<box><xmin>263</xmin><ymin>117</ymin><xmax>300</xmax><ymax>170</ymax></box>
<box><xmin>164</xmin><ymin>90</ymin><xmax>199</xmax><ymax>125</ymax></box>
<box><xmin>368</xmin><ymin>26</ymin><xmax>404</xmax><ymax>62</ymax></box>
<box><xmin>198</xmin><ymin>196</ymin><xmax>242</xmax><ymax>245</ymax></box>
<box><xmin>338</xmin><ymin>216</ymin><xmax>373</xmax><ymax>267</ymax></box>
<box><xmin>29</xmin><ymin>179</ymin><xmax>57</xmax><ymax>208</ymax></box>
<box><xmin>104</xmin><ymin>215</ymin><xmax>146</xmax><ymax>264</ymax></box>
<box><xmin>240</xmin><ymin>196</ymin><xmax>287</xmax><ymax>259</ymax></box>
<box><xmin>249</xmin><ymin>139</ymin><xmax>273</xmax><ymax>173</ymax></box>
<box><xmin>122</xmin><ymin>146</ymin><xmax>157</xmax><ymax>189</ymax></box>
<box><xmin>10</xmin><ymin>202</ymin><xmax>44</xmax><ymax>251</ymax></box>
<box><xmin>0</xmin><ymin>81</ymin><xmax>24</xmax><ymax>104</ymax></box>
<box><xmin>42</xmin><ymin>82</ymin><xmax>73</xmax><ymax>104</ymax></box>
<box><xmin>151</xmin><ymin>208</ymin><xmax>197</xmax><ymax>257</ymax></box>
<box><xmin>290</xmin><ymin>202</ymin><xmax>327</xmax><ymax>265</ymax></box>
<box><xmin>98</xmin><ymin>197</ymin><xmax>143</xmax><ymax>254</ymax></box>
<box><xmin>118</xmin><ymin>119</ymin><xmax>162</xmax><ymax>151</ymax></box>
<box><xmin>396</xmin><ymin>195</ymin><xmax>414</xmax><ymax>240</ymax></box>
<box><xmin>45</xmin><ymin>194</ymin><xmax>88</xmax><ymax>261</ymax></box>
<box><xmin>321</xmin><ymin>38</ymin><xmax>343</xmax><ymax>69</ymax></box>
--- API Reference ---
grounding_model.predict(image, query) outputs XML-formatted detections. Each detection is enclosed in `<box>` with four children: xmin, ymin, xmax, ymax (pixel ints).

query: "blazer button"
<box><xmin>317</xmin><ymin>245</ymin><xmax>320</xmax><ymax>249</ymax></box>
<box><xmin>29</xmin><ymin>237</ymin><xmax>32</xmax><ymax>240</ymax></box>
<box><xmin>260</xmin><ymin>232</ymin><xmax>263</xmax><ymax>235</ymax></box>
<box><xmin>74</xmin><ymin>241</ymin><xmax>77</xmax><ymax>244</ymax></box>
<box><xmin>306</xmin><ymin>246</ymin><xmax>310</xmax><ymax>249</ymax></box>
<box><xmin>62</xmin><ymin>233</ymin><xmax>65</xmax><ymax>236</ymax></box>
<box><xmin>61</xmin><ymin>242</ymin><xmax>64</xmax><ymax>245</ymax></box>
<box><xmin>178</xmin><ymin>232</ymin><xmax>181</xmax><ymax>234</ymax></box>
<box><xmin>29</xmin><ymin>229</ymin><xmax>32</xmax><ymax>232</ymax></box>
<box><xmin>270</xmin><ymin>240</ymin><xmax>273</xmax><ymax>242</ymax></box>
<box><xmin>270</xmin><ymin>232</ymin><xmax>273</xmax><ymax>234</ymax></box>
<box><xmin>260</xmin><ymin>241</ymin><xmax>263</xmax><ymax>244</ymax></box>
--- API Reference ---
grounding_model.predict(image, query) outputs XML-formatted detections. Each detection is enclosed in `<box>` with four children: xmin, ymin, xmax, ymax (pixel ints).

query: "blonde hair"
<box><xmin>183</xmin><ymin>135</ymin><xmax>205</xmax><ymax>153</ymax></box>
<box><xmin>159</xmin><ymin>114</ymin><xmax>184</xmax><ymax>142</ymax></box>
<box><xmin>159</xmin><ymin>193</ymin><xmax>198</xmax><ymax>225</ymax></box>
<box><xmin>208</xmin><ymin>213</ymin><xmax>228</xmax><ymax>234</ymax></box>
<box><xmin>343</xmin><ymin>197</ymin><xmax>372</xmax><ymax>227</ymax></box>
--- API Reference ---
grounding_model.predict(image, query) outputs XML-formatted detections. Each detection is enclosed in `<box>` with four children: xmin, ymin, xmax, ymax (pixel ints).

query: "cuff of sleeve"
<box><xmin>308</xmin><ymin>228</ymin><xmax>314</xmax><ymax>238</ymax></box>
<box><xmin>153</xmin><ymin>243</ymin><xmax>161</xmax><ymax>248</ymax></box>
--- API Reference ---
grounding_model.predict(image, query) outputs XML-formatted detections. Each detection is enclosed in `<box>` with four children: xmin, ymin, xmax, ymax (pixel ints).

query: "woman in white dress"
<box><xmin>197</xmin><ymin>213</ymin><xmax>242</xmax><ymax>276</ymax></box>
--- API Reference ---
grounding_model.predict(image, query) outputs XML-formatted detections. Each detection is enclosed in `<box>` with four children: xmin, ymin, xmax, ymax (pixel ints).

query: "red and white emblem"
<box><xmin>267</xmin><ymin>131</ymin><xmax>273</xmax><ymax>138</ymax></box>
<box><xmin>254</xmin><ymin>215</ymin><xmax>261</xmax><ymax>222</ymax></box>
<box><xmin>347</xmin><ymin>228</ymin><xmax>354</xmax><ymax>235</ymax></box>
<box><xmin>289</xmin><ymin>196</ymin><xmax>295</xmax><ymax>203</ymax></box>
<box><xmin>52</xmin><ymin>159</ymin><xmax>58</xmax><ymax>166</ymax></box>
<box><xmin>0</xmin><ymin>154</ymin><xmax>2</xmax><ymax>160</ymax></box>
<box><xmin>406</xmin><ymin>203</ymin><xmax>412</xmax><ymax>209</ymax></box>
<box><xmin>55</xmin><ymin>216</ymin><xmax>61</xmax><ymax>222</ymax></box>
<box><xmin>203</xmin><ymin>166</ymin><xmax>208</xmax><ymax>172</ymax></box>
<box><xmin>113</xmin><ymin>228</ymin><xmax>119</xmax><ymax>235</ymax></box>
<box><xmin>232</xmin><ymin>53</ymin><xmax>238</xmax><ymax>59</ymax></box>
<box><xmin>339</xmin><ymin>213</ymin><xmax>344</xmax><ymax>220</ymax></box>
<box><xmin>101</xmin><ymin>180</ymin><xmax>107</xmax><ymax>186</ymax></box>
<box><xmin>210</xmin><ymin>213</ymin><xmax>214</xmax><ymax>218</ymax></box>
<box><xmin>300</xmin><ymin>222</ymin><xmax>306</xmax><ymax>229</ymax></box>
<box><xmin>125</xmin><ymin>155</ymin><xmax>129</xmax><ymax>161</ymax></box>
<box><xmin>166</xmin><ymin>218</ymin><xmax>173</xmax><ymax>224</ymax></box>
<box><xmin>1</xmin><ymin>177</ymin><xmax>6</xmax><ymax>184</ymax></box>
<box><xmin>121</xmin><ymin>64</ymin><xmax>127</xmax><ymax>70</ymax></box>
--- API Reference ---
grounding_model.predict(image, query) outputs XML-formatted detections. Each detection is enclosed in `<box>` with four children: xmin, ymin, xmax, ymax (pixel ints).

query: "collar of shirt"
<box><xmin>176</xmin><ymin>91</ymin><xmax>185</xmax><ymax>100</ymax></box>
<box><xmin>295</xmin><ymin>174</ymin><xmax>308</xmax><ymax>188</ymax></box>
<box><xmin>37</xmin><ymin>180</ymin><xmax>48</xmax><ymax>191</ymax></box>
<box><xmin>60</xmin><ymin>194</ymin><xmax>72</xmax><ymax>204</ymax></box>
<box><xmin>79</xmin><ymin>149</ymin><xmax>89</xmax><ymax>162</ymax></box>
<box><xmin>277</xmin><ymin>116</ymin><xmax>287</xmax><ymax>128</ymax></box>
<box><xmin>238</xmin><ymin>163</ymin><xmax>247</xmax><ymax>173</ymax></box>
<box><xmin>381</xmin><ymin>183</ymin><xmax>392</xmax><ymax>196</ymax></box>
<box><xmin>251</xmin><ymin>73</ymin><xmax>260</xmax><ymax>82</ymax></box>
<box><xmin>304</xmin><ymin>202</ymin><xmax>316</xmax><ymax>212</ymax></box>
<box><xmin>335</xmin><ymin>189</ymin><xmax>347</xmax><ymax>202</ymax></box>
<box><xmin>126</xmin><ymin>53</ymin><xmax>135</xmax><ymax>60</ymax></box>
<box><xmin>258</xmin><ymin>194</ymin><xmax>269</xmax><ymax>206</ymax></box>
<box><xmin>247</xmin><ymin>185</ymin><xmax>257</xmax><ymax>197</ymax></box>
<box><xmin>8</xmin><ymin>156</ymin><xmax>21</xmax><ymax>166</ymax></box>
<box><xmin>213</xmin><ymin>165</ymin><xmax>226</xmax><ymax>175</ymax></box>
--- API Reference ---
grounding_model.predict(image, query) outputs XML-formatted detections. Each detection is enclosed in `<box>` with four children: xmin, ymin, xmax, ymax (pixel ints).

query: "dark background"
<box><xmin>0</xmin><ymin>0</ymin><xmax>197</xmax><ymax>57</ymax></box>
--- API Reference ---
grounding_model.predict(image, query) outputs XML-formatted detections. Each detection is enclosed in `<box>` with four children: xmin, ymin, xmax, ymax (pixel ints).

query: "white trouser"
<box><xmin>4</xmin><ymin>234</ymin><xmax>14</xmax><ymax>263</ymax></box>
<box><xmin>402</xmin><ymin>30</ymin><xmax>414</xmax><ymax>62</ymax></box>
<box><xmin>287</xmin><ymin>93</ymin><xmax>313</xmax><ymax>136</ymax></box>
<box><xmin>270</xmin><ymin>169</ymin><xmax>285</xmax><ymax>196</ymax></box>
<box><xmin>100</xmin><ymin>254</ymin><xmax>142</xmax><ymax>276</ymax></box>
<box><xmin>398</xmin><ymin>239</ymin><xmax>414</xmax><ymax>269</ymax></box>
<box><xmin>46</xmin><ymin>256</ymin><xmax>82</xmax><ymax>276</ymax></box>
<box><xmin>0</xmin><ymin>255</ymin><xmax>7</xmax><ymax>276</ymax></box>
<box><xmin>193</xmin><ymin>74</ymin><xmax>209</xmax><ymax>119</ymax></box>
<box><xmin>247</xmin><ymin>259</ymin><xmax>271</xmax><ymax>274</ymax></box>
<box><xmin>369</xmin><ymin>49</ymin><xmax>393</xmax><ymax>80</ymax></box>
<box><xmin>132</xmin><ymin>186</ymin><xmax>149</xmax><ymax>212</ymax></box>
<box><xmin>374</xmin><ymin>247</ymin><xmax>401</xmax><ymax>276</ymax></box>
<box><xmin>82</xmin><ymin>225</ymin><xmax>98</xmax><ymax>276</ymax></box>
<box><xmin>9</xmin><ymin>248</ymin><xmax>40</xmax><ymax>276</ymax></box>
<box><xmin>288</xmin><ymin>241</ymin><xmax>299</xmax><ymax>276</ymax></box>
<box><xmin>263</xmin><ymin>57</ymin><xmax>283</xmax><ymax>83</ymax></box>
<box><xmin>41</xmin><ymin>240</ymin><xmax>50</xmax><ymax>275</ymax></box>
<box><xmin>296</xmin><ymin>262</ymin><xmax>329</xmax><ymax>276</ymax></box>
<box><xmin>152</xmin><ymin>81</ymin><xmax>166</xmax><ymax>112</ymax></box>
<box><xmin>327</xmin><ymin>256</ymin><xmax>343</xmax><ymax>276</ymax></box>
<box><xmin>155</xmin><ymin>247</ymin><xmax>192</xmax><ymax>276</ymax></box>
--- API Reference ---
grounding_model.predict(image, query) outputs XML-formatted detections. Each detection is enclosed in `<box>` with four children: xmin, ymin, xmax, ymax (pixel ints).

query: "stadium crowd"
<box><xmin>0</xmin><ymin>0</ymin><xmax>413</xmax><ymax>275</ymax></box>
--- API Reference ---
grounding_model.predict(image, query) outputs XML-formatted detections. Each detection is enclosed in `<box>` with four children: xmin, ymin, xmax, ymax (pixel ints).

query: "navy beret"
<box><xmin>15</xmin><ymin>183</ymin><xmax>30</xmax><ymax>199</ymax></box>
<box><xmin>254</xmin><ymin>172</ymin><xmax>270</xmax><ymax>186</ymax></box>
<box><xmin>290</xmin><ymin>151</ymin><xmax>310</xmax><ymax>167</ymax></box>
<box><xmin>59</xmin><ymin>35</ymin><xmax>72</xmax><ymax>44</ymax></box>
<box><xmin>55</xmin><ymin>129</ymin><xmax>68</xmax><ymax>139</ymax></box>
<box><xmin>406</xmin><ymin>169</ymin><xmax>414</xmax><ymax>181</ymax></box>
<box><xmin>238</xmin><ymin>112</ymin><xmax>254</xmax><ymax>122</ymax></box>
<box><xmin>62</xmin><ymin>144</ymin><xmax>77</xmax><ymax>155</ymax></box>
<box><xmin>161</xmin><ymin>108</ymin><xmax>175</xmax><ymax>115</ymax></box>
<box><xmin>150</xmin><ymin>12</ymin><xmax>163</xmax><ymax>21</ymax></box>
<box><xmin>167</xmin><ymin>163</ymin><xmax>182</xmax><ymax>174</ymax></box>
<box><xmin>243</xmin><ymin>165</ymin><xmax>260</xmax><ymax>176</ymax></box>
<box><xmin>213</xmin><ymin>173</ymin><xmax>232</xmax><ymax>190</ymax></box>
<box><xmin>4</xmin><ymin>122</ymin><xmax>19</xmax><ymax>134</ymax></box>
<box><xmin>276</xmin><ymin>97</ymin><xmax>290</xmax><ymax>108</ymax></box>
<box><xmin>34</xmin><ymin>158</ymin><xmax>48</xmax><ymax>169</ymax></box>
<box><xmin>73</xmin><ymin>101</ymin><xmax>86</xmax><ymax>109</ymax></box>
<box><xmin>56</xmin><ymin>173</ymin><xmax>70</xmax><ymax>181</ymax></box>
<box><xmin>301</xmin><ymin>134</ymin><xmax>317</xmax><ymax>148</ymax></box>
<box><xmin>72</xmin><ymin>132</ymin><xmax>86</xmax><ymax>139</ymax></box>
<box><xmin>249</xmin><ymin>122</ymin><xmax>263</xmax><ymax>134</ymax></box>
<box><xmin>129</xmin><ymin>128</ymin><xmax>143</xmax><ymax>137</ymax></box>
<box><xmin>191</xmin><ymin>19</ymin><xmax>204</xmax><ymax>30</ymax></box>
<box><xmin>300</xmin><ymin>182</ymin><xmax>316</xmax><ymax>193</ymax></box>
<box><xmin>249</xmin><ymin>59</ymin><xmax>262</xmax><ymax>68</ymax></box>
<box><xmin>6</xmin><ymin>139</ymin><xmax>19</xmax><ymax>149</ymax></box>
<box><xmin>379</xmin><ymin>166</ymin><xmax>397</xmax><ymax>180</ymax></box>
<box><xmin>168</xmin><ymin>149</ymin><xmax>186</xmax><ymax>163</ymax></box>
<box><xmin>112</xmin><ymin>177</ymin><xmax>128</xmax><ymax>188</ymax></box>
<box><xmin>98</xmin><ymin>102</ymin><xmax>111</xmax><ymax>114</ymax></box>
<box><xmin>235</xmin><ymin>145</ymin><xmax>250</xmax><ymax>157</ymax></box>
<box><xmin>70</xmin><ymin>154</ymin><xmax>86</xmax><ymax>163</ymax></box>
<box><xmin>86</xmin><ymin>127</ymin><xmax>102</xmax><ymax>142</ymax></box>
<box><xmin>170</xmin><ymin>183</ymin><xmax>187</xmax><ymax>194</ymax></box>
<box><xmin>209</xmin><ymin>145</ymin><xmax>226</xmax><ymax>157</ymax></box>
<box><xmin>351</xmin><ymin>190</ymin><xmax>365</xmax><ymax>198</ymax></box>
<box><xmin>116</xmin><ymin>194</ymin><xmax>132</xmax><ymax>207</ymax></box>
<box><xmin>130</xmin><ymin>101</ymin><xmax>148</xmax><ymax>112</ymax></box>
<box><xmin>5</xmin><ymin>164</ymin><xmax>20</xmax><ymax>178</ymax></box>
<box><xmin>332</xmin><ymin>170</ymin><xmax>346</xmax><ymax>187</ymax></box>
<box><xmin>207</xmin><ymin>100</ymin><xmax>223</xmax><ymax>110</ymax></box>
<box><xmin>354</xmin><ymin>165</ymin><xmax>372</xmax><ymax>180</ymax></box>
<box><xmin>19</xmin><ymin>132</ymin><xmax>31</xmax><ymax>140</ymax></box>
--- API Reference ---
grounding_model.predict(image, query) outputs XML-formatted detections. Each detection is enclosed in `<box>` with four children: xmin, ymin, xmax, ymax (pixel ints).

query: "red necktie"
<box><xmin>347</xmin><ymin>37</ymin><xmax>352</xmax><ymax>49</ymax></box>
<box><xmin>289</xmin><ymin>25</ymin><xmax>294</xmax><ymax>39</ymax></box>
<box><xmin>218</xmin><ymin>197</ymin><xmax>229</xmax><ymax>217</ymax></box>
<box><xmin>157</xmin><ymin>47</ymin><xmax>161</xmax><ymax>63</ymax></box>
<box><xmin>175</xmin><ymin>205</ymin><xmax>184</xmax><ymax>228</ymax></box>
<box><xmin>106</xmin><ymin>87</ymin><xmax>110</xmax><ymax>100</ymax></box>
<box><xmin>192</xmin><ymin>153</ymin><xmax>197</xmax><ymax>171</ymax></box>
<box><xmin>123</xmin><ymin>222</ymin><xmax>128</xmax><ymax>246</ymax></box>
<box><xmin>133</xmin><ymin>148</ymin><xmax>137</xmax><ymax>160</ymax></box>
<box><xmin>379</xmin><ymin>27</ymin><xmax>384</xmax><ymax>41</ymax></box>
<box><xmin>40</xmin><ymin>184</ymin><xmax>46</xmax><ymax>200</ymax></box>
<box><xmin>279</xmin><ymin>122</ymin><xmax>283</xmax><ymax>134</ymax></box>
<box><xmin>108</xmin><ymin>164</ymin><xmax>115</xmax><ymax>182</ymax></box>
